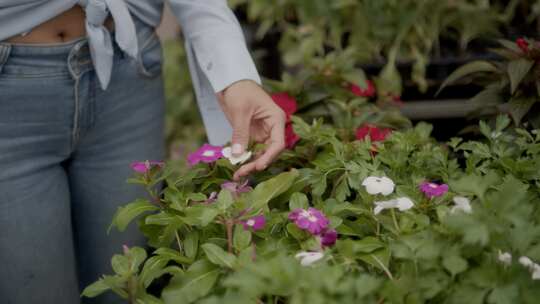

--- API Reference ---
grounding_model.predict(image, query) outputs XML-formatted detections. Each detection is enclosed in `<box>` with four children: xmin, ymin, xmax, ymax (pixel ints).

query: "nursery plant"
<box><xmin>230</xmin><ymin>0</ymin><xmax>525</xmax><ymax>94</ymax></box>
<box><xmin>83</xmin><ymin>105</ymin><xmax>540</xmax><ymax>303</ymax></box>
<box><xmin>439</xmin><ymin>37</ymin><xmax>540</xmax><ymax>128</ymax></box>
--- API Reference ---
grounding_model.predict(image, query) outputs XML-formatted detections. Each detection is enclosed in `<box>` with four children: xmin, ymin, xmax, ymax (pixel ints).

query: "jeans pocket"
<box><xmin>136</xmin><ymin>31</ymin><xmax>163</xmax><ymax>78</ymax></box>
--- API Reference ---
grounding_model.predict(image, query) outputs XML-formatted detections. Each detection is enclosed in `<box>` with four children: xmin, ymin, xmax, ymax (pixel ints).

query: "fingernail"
<box><xmin>232</xmin><ymin>143</ymin><xmax>243</xmax><ymax>155</ymax></box>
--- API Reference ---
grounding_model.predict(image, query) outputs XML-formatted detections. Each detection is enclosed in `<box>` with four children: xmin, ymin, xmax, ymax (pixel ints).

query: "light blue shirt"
<box><xmin>0</xmin><ymin>0</ymin><xmax>262</xmax><ymax>145</ymax></box>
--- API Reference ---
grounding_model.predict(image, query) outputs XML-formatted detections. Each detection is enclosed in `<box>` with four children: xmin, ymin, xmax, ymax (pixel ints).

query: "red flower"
<box><xmin>355</xmin><ymin>124</ymin><xmax>392</xmax><ymax>142</ymax></box>
<box><xmin>516</xmin><ymin>38</ymin><xmax>529</xmax><ymax>54</ymax></box>
<box><xmin>271</xmin><ymin>92</ymin><xmax>300</xmax><ymax>148</ymax></box>
<box><xmin>285</xmin><ymin>123</ymin><xmax>300</xmax><ymax>149</ymax></box>
<box><xmin>349</xmin><ymin>80</ymin><xmax>376</xmax><ymax>98</ymax></box>
<box><xmin>271</xmin><ymin>92</ymin><xmax>297</xmax><ymax>120</ymax></box>
<box><xmin>390</xmin><ymin>94</ymin><xmax>404</xmax><ymax>106</ymax></box>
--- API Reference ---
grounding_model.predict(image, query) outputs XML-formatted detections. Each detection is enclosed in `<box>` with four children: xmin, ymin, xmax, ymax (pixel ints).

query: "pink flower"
<box><xmin>130</xmin><ymin>160</ymin><xmax>164</xmax><ymax>173</ymax></box>
<box><xmin>271</xmin><ymin>92</ymin><xmax>297</xmax><ymax>120</ymax></box>
<box><xmin>241</xmin><ymin>215</ymin><xmax>266</xmax><ymax>231</ymax></box>
<box><xmin>221</xmin><ymin>180</ymin><xmax>252</xmax><ymax>195</ymax></box>
<box><xmin>355</xmin><ymin>124</ymin><xmax>392</xmax><ymax>142</ymax></box>
<box><xmin>419</xmin><ymin>182</ymin><xmax>449</xmax><ymax>198</ymax></box>
<box><xmin>349</xmin><ymin>80</ymin><xmax>376</xmax><ymax>98</ymax></box>
<box><xmin>285</xmin><ymin>124</ymin><xmax>300</xmax><ymax>149</ymax></box>
<box><xmin>187</xmin><ymin>144</ymin><xmax>223</xmax><ymax>166</ymax></box>
<box><xmin>516</xmin><ymin>38</ymin><xmax>529</xmax><ymax>53</ymax></box>
<box><xmin>288</xmin><ymin>208</ymin><xmax>329</xmax><ymax>235</ymax></box>
<box><xmin>319</xmin><ymin>229</ymin><xmax>337</xmax><ymax>247</ymax></box>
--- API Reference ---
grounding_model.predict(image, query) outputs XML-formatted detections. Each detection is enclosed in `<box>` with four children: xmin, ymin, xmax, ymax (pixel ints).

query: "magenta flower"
<box><xmin>241</xmin><ymin>215</ymin><xmax>266</xmax><ymax>231</ymax></box>
<box><xmin>419</xmin><ymin>182</ymin><xmax>449</xmax><ymax>198</ymax></box>
<box><xmin>320</xmin><ymin>228</ymin><xmax>338</xmax><ymax>247</ymax></box>
<box><xmin>187</xmin><ymin>144</ymin><xmax>223</xmax><ymax>166</ymax></box>
<box><xmin>130</xmin><ymin>160</ymin><xmax>164</xmax><ymax>173</ymax></box>
<box><xmin>221</xmin><ymin>180</ymin><xmax>252</xmax><ymax>195</ymax></box>
<box><xmin>288</xmin><ymin>208</ymin><xmax>329</xmax><ymax>235</ymax></box>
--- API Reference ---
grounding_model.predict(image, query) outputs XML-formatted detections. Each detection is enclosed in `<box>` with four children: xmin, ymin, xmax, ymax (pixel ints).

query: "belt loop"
<box><xmin>0</xmin><ymin>43</ymin><xmax>12</xmax><ymax>74</ymax></box>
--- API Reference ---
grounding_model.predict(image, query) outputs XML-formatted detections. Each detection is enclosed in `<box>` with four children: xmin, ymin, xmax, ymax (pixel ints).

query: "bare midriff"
<box><xmin>4</xmin><ymin>6</ymin><xmax>114</xmax><ymax>44</ymax></box>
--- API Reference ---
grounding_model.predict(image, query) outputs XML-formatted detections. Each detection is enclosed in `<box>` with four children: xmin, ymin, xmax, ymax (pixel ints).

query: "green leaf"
<box><xmin>342</xmin><ymin>69</ymin><xmax>367</xmax><ymax>88</ymax></box>
<box><xmin>82</xmin><ymin>275</ymin><xmax>127</xmax><ymax>299</ymax></box>
<box><xmin>438</xmin><ymin>61</ymin><xmax>498</xmax><ymax>95</ymax></box>
<box><xmin>216</xmin><ymin>189</ymin><xmax>234</xmax><ymax>211</ymax></box>
<box><xmin>162</xmin><ymin>260</ymin><xmax>220</xmax><ymax>304</ymax></box>
<box><xmin>201</xmin><ymin>243</ymin><xmax>236</xmax><ymax>268</ymax></box>
<box><xmin>182</xmin><ymin>206</ymin><xmax>219</xmax><ymax>227</ymax></box>
<box><xmin>111</xmin><ymin>255</ymin><xmax>130</xmax><ymax>275</ymax></box>
<box><xmin>233</xmin><ymin>224</ymin><xmax>252</xmax><ymax>251</ymax></box>
<box><xmin>506</xmin><ymin>97</ymin><xmax>536</xmax><ymax>126</ymax></box>
<box><xmin>289</xmin><ymin>192</ymin><xmax>309</xmax><ymax>210</ymax></box>
<box><xmin>449</xmin><ymin>171</ymin><xmax>501</xmax><ymax>200</ymax></box>
<box><xmin>442</xmin><ymin>255</ymin><xmax>468</xmax><ymax>277</ymax></box>
<box><xmin>145</xmin><ymin>212</ymin><xmax>183</xmax><ymax>226</ymax></box>
<box><xmin>507</xmin><ymin>58</ymin><xmax>534</xmax><ymax>94</ymax></box>
<box><xmin>250</xmin><ymin>169</ymin><xmax>299</xmax><ymax>210</ymax></box>
<box><xmin>286</xmin><ymin>223</ymin><xmax>307</xmax><ymax>240</ymax></box>
<box><xmin>155</xmin><ymin>248</ymin><xmax>192</xmax><ymax>264</ymax></box>
<box><xmin>353</xmin><ymin>237</ymin><xmax>385</xmax><ymax>253</ymax></box>
<box><xmin>136</xmin><ymin>293</ymin><xmax>164</xmax><ymax>304</ymax></box>
<box><xmin>128</xmin><ymin>247</ymin><xmax>148</xmax><ymax>272</ymax></box>
<box><xmin>358</xmin><ymin>248</ymin><xmax>391</xmax><ymax>275</ymax></box>
<box><xmin>184</xmin><ymin>231</ymin><xmax>199</xmax><ymax>259</ymax></box>
<box><xmin>81</xmin><ymin>279</ymin><xmax>111</xmax><ymax>298</ymax></box>
<box><xmin>140</xmin><ymin>256</ymin><xmax>183</xmax><ymax>288</ymax></box>
<box><xmin>110</xmin><ymin>199</ymin><xmax>159</xmax><ymax>232</ymax></box>
<box><xmin>487</xmin><ymin>284</ymin><xmax>519</xmax><ymax>304</ymax></box>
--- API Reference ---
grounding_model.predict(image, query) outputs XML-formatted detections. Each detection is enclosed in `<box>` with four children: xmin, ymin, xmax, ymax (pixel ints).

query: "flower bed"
<box><xmin>83</xmin><ymin>110</ymin><xmax>540</xmax><ymax>303</ymax></box>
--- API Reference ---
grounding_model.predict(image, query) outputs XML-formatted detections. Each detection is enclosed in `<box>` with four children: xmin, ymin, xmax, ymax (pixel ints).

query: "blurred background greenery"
<box><xmin>161</xmin><ymin>0</ymin><xmax>540</xmax><ymax>160</ymax></box>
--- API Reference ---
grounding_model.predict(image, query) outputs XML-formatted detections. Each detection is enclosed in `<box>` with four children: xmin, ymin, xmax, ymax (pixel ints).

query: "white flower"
<box><xmin>395</xmin><ymin>197</ymin><xmax>414</xmax><ymax>211</ymax></box>
<box><xmin>451</xmin><ymin>196</ymin><xmax>472</xmax><ymax>214</ymax></box>
<box><xmin>519</xmin><ymin>256</ymin><xmax>534</xmax><ymax>268</ymax></box>
<box><xmin>373</xmin><ymin>197</ymin><xmax>414</xmax><ymax>215</ymax></box>
<box><xmin>221</xmin><ymin>146</ymin><xmax>252</xmax><ymax>165</ymax></box>
<box><xmin>532</xmin><ymin>264</ymin><xmax>540</xmax><ymax>280</ymax></box>
<box><xmin>295</xmin><ymin>251</ymin><xmax>324</xmax><ymax>266</ymax></box>
<box><xmin>497</xmin><ymin>251</ymin><xmax>512</xmax><ymax>266</ymax></box>
<box><xmin>362</xmin><ymin>176</ymin><xmax>395</xmax><ymax>196</ymax></box>
<box><xmin>519</xmin><ymin>256</ymin><xmax>540</xmax><ymax>280</ymax></box>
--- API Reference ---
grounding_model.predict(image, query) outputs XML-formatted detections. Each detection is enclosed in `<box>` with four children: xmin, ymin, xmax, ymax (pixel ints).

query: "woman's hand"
<box><xmin>217</xmin><ymin>80</ymin><xmax>286</xmax><ymax>180</ymax></box>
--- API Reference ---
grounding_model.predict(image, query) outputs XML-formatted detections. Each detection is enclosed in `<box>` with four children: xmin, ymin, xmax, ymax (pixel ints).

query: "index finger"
<box><xmin>254</xmin><ymin>117</ymin><xmax>286</xmax><ymax>171</ymax></box>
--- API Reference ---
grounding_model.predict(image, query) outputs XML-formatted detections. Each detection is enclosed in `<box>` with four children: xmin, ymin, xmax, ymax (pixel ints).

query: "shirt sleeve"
<box><xmin>166</xmin><ymin>0</ymin><xmax>261</xmax><ymax>93</ymax></box>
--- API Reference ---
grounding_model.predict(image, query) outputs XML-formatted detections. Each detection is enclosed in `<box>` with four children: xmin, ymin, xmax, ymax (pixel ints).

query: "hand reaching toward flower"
<box><xmin>217</xmin><ymin>80</ymin><xmax>287</xmax><ymax>180</ymax></box>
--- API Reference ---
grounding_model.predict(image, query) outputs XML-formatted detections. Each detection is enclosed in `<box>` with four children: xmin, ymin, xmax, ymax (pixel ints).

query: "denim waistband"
<box><xmin>0</xmin><ymin>15</ymin><xmax>155</xmax><ymax>79</ymax></box>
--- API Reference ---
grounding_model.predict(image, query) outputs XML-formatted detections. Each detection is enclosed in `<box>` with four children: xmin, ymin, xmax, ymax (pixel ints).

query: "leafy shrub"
<box><xmin>231</xmin><ymin>0</ymin><xmax>525</xmax><ymax>94</ymax></box>
<box><xmin>83</xmin><ymin>114</ymin><xmax>540</xmax><ymax>303</ymax></box>
<box><xmin>439</xmin><ymin>37</ymin><xmax>540</xmax><ymax>128</ymax></box>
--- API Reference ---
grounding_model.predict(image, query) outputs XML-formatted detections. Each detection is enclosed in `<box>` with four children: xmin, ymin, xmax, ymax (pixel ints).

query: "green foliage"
<box><xmin>84</xmin><ymin>114</ymin><xmax>540</xmax><ymax>303</ymax></box>
<box><xmin>440</xmin><ymin>38</ymin><xmax>540</xmax><ymax>127</ymax></box>
<box><xmin>231</xmin><ymin>0</ymin><xmax>523</xmax><ymax>94</ymax></box>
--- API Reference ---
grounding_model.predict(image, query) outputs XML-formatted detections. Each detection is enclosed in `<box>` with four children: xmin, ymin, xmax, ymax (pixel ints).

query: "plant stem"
<box><xmin>127</xmin><ymin>277</ymin><xmax>135</xmax><ymax>304</ymax></box>
<box><xmin>226</xmin><ymin>219</ymin><xmax>234</xmax><ymax>254</ymax></box>
<box><xmin>391</xmin><ymin>209</ymin><xmax>400</xmax><ymax>234</ymax></box>
<box><xmin>175</xmin><ymin>230</ymin><xmax>182</xmax><ymax>253</ymax></box>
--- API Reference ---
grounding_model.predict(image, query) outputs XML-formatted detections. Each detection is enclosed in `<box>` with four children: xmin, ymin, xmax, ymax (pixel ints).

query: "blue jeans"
<box><xmin>0</xmin><ymin>18</ymin><xmax>165</xmax><ymax>304</ymax></box>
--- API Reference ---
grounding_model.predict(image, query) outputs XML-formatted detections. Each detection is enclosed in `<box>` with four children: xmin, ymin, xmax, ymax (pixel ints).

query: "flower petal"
<box><xmin>396</xmin><ymin>197</ymin><xmax>414</xmax><ymax>211</ymax></box>
<box><xmin>519</xmin><ymin>256</ymin><xmax>534</xmax><ymax>268</ymax></box>
<box><xmin>295</xmin><ymin>251</ymin><xmax>324</xmax><ymax>266</ymax></box>
<box><xmin>498</xmin><ymin>251</ymin><xmax>512</xmax><ymax>265</ymax></box>
<box><xmin>222</xmin><ymin>147</ymin><xmax>253</xmax><ymax>165</ymax></box>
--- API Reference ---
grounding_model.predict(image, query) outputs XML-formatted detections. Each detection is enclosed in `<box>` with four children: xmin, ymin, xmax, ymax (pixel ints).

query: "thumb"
<box><xmin>230</xmin><ymin>115</ymin><xmax>251</xmax><ymax>157</ymax></box>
